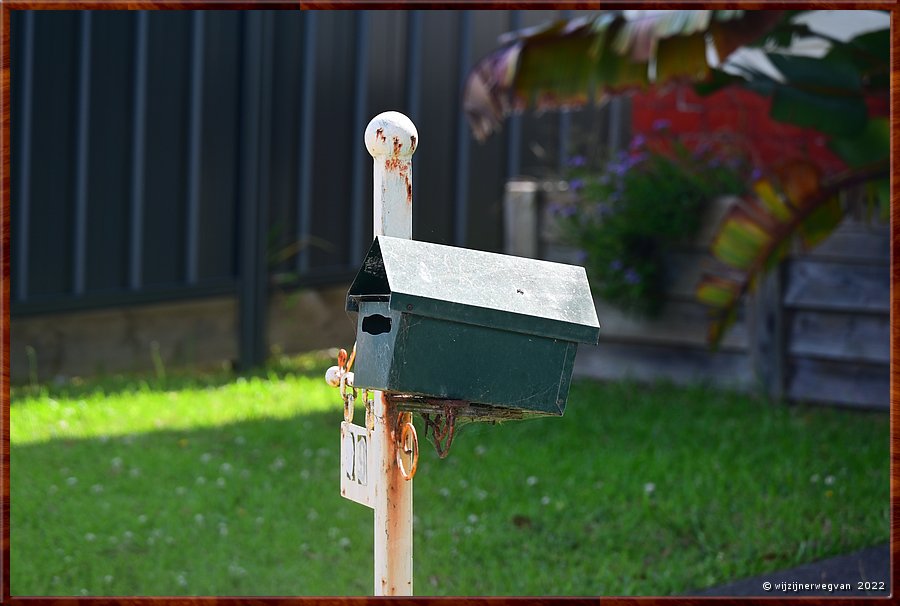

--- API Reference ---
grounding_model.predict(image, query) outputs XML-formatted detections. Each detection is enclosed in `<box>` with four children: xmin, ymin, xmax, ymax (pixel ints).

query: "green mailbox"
<box><xmin>347</xmin><ymin>235</ymin><xmax>600</xmax><ymax>418</ymax></box>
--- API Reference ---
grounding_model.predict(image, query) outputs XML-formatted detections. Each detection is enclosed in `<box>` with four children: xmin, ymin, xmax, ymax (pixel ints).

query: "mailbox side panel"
<box><xmin>352</xmin><ymin>300</ymin><xmax>401</xmax><ymax>392</ymax></box>
<box><xmin>389</xmin><ymin>314</ymin><xmax>576</xmax><ymax>415</ymax></box>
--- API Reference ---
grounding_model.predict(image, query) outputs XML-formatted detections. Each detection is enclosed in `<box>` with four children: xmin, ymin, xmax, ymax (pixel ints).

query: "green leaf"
<box><xmin>593</xmin><ymin>23</ymin><xmax>650</xmax><ymax>89</ymax></box>
<box><xmin>822</xmin><ymin>29</ymin><xmax>889</xmax><ymax>92</ymax></box>
<box><xmin>848</xmin><ymin>27</ymin><xmax>890</xmax><ymax>59</ymax></box>
<box><xmin>764</xmin><ymin>50</ymin><xmax>873</xmax><ymax>138</ymax></box>
<box><xmin>798</xmin><ymin>195</ymin><xmax>842</xmax><ymax>249</ymax></box>
<box><xmin>517</xmin><ymin>33</ymin><xmax>596</xmax><ymax>104</ymax></box>
<box><xmin>464</xmin><ymin>10</ymin><xmax>787</xmax><ymax>140</ymax></box>
<box><xmin>656</xmin><ymin>32</ymin><xmax>710</xmax><ymax>82</ymax></box>
<box><xmin>696</xmin><ymin>275</ymin><xmax>741</xmax><ymax>308</ymax></box>
<box><xmin>770</xmin><ymin>84</ymin><xmax>867</xmax><ymax>137</ymax></box>
<box><xmin>828</xmin><ymin>117</ymin><xmax>890</xmax><ymax>167</ymax></box>
<box><xmin>753</xmin><ymin>180</ymin><xmax>792</xmax><ymax>222</ymax></box>
<box><xmin>767</xmin><ymin>53</ymin><xmax>861</xmax><ymax>92</ymax></box>
<box><xmin>712</xmin><ymin>210</ymin><xmax>773</xmax><ymax>269</ymax></box>
<box><xmin>828</xmin><ymin>28</ymin><xmax>890</xmax><ymax>73</ymax></box>
<box><xmin>697</xmin><ymin>161</ymin><xmax>886</xmax><ymax>347</ymax></box>
<box><xmin>693</xmin><ymin>69</ymin><xmax>745</xmax><ymax>96</ymax></box>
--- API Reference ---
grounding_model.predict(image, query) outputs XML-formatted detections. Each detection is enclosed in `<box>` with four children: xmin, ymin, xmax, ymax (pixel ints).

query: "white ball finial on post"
<box><xmin>365</xmin><ymin>111</ymin><xmax>418</xmax><ymax>239</ymax></box>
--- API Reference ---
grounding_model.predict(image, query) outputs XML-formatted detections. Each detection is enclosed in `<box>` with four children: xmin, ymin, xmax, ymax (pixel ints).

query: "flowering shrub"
<box><xmin>555</xmin><ymin>128</ymin><xmax>749</xmax><ymax>315</ymax></box>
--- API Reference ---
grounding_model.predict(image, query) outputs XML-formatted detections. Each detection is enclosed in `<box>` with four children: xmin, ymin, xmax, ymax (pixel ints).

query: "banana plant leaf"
<box><xmin>464</xmin><ymin>10</ymin><xmax>786</xmax><ymax>141</ymax></box>
<box><xmin>464</xmin><ymin>11</ymin><xmax>888</xmax><ymax>142</ymax></box>
<box><xmin>463</xmin><ymin>10</ymin><xmax>890</xmax><ymax>346</ymax></box>
<box><xmin>696</xmin><ymin>159</ymin><xmax>889</xmax><ymax>346</ymax></box>
<box><xmin>828</xmin><ymin>117</ymin><xmax>891</xmax><ymax>221</ymax></box>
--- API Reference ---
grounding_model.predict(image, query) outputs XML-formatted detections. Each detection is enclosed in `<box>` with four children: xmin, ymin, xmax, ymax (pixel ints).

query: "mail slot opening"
<box><xmin>362</xmin><ymin>314</ymin><xmax>392</xmax><ymax>335</ymax></box>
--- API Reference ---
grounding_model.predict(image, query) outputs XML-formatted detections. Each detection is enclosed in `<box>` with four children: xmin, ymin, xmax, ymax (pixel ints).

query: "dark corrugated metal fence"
<box><xmin>10</xmin><ymin>9</ymin><xmax>612</xmax><ymax>368</ymax></box>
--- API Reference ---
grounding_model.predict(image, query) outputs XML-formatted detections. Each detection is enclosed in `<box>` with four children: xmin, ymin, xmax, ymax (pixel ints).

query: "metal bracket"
<box><xmin>421</xmin><ymin>409</ymin><xmax>456</xmax><ymax>459</ymax></box>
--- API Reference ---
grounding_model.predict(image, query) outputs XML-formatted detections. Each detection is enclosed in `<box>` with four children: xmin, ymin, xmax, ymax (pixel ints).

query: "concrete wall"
<box><xmin>11</xmin><ymin>286</ymin><xmax>355</xmax><ymax>382</ymax></box>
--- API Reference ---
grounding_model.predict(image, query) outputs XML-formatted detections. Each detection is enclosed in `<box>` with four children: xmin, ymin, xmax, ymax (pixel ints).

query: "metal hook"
<box><xmin>342</xmin><ymin>376</ymin><xmax>355</xmax><ymax>424</ymax></box>
<box><xmin>327</xmin><ymin>343</ymin><xmax>359</xmax><ymax>424</ymax></box>
<box><xmin>397</xmin><ymin>417</ymin><xmax>418</xmax><ymax>481</ymax></box>
<box><xmin>364</xmin><ymin>390</ymin><xmax>376</xmax><ymax>431</ymax></box>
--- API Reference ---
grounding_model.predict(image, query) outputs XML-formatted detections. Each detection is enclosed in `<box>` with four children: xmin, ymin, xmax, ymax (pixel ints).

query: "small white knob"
<box><xmin>325</xmin><ymin>365</ymin><xmax>341</xmax><ymax>387</ymax></box>
<box><xmin>365</xmin><ymin>111</ymin><xmax>418</xmax><ymax>159</ymax></box>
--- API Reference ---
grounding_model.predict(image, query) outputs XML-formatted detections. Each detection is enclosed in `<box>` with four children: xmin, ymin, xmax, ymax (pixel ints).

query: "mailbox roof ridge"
<box><xmin>348</xmin><ymin>236</ymin><xmax>600</xmax><ymax>344</ymax></box>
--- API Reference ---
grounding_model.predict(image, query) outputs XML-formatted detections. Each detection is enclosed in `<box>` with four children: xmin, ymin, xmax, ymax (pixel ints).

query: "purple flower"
<box><xmin>608</xmin><ymin>150</ymin><xmax>632</xmax><ymax>176</ymax></box>
<box><xmin>629</xmin><ymin>134</ymin><xmax>647</xmax><ymax>150</ymax></box>
<box><xmin>652</xmin><ymin>119</ymin><xmax>671</xmax><ymax>131</ymax></box>
<box><xmin>547</xmin><ymin>202</ymin><xmax>563</xmax><ymax>216</ymax></box>
<box><xmin>568</xmin><ymin>155</ymin><xmax>587</xmax><ymax>168</ymax></box>
<box><xmin>575</xmin><ymin>250</ymin><xmax>589</xmax><ymax>263</ymax></box>
<box><xmin>609</xmin><ymin>259</ymin><xmax>623</xmax><ymax>271</ymax></box>
<box><xmin>560</xmin><ymin>205</ymin><xmax>577</xmax><ymax>218</ymax></box>
<box><xmin>751</xmin><ymin>167</ymin><xmax>763</xmax><ymax>181</ymax></box>
<box><xmin>624</xmin><ymin>268</ymin><xmax>641</xmax><ymax>284</ymax></box>
<box><xmin>624</xmin><ymin>152</ymin><xmax>648</xmax><ymax>170</ymax></box>
<box><xmin>569</xmin><ymin>178</ymin><xmax>585</xmax><ymax>192</ymax></box>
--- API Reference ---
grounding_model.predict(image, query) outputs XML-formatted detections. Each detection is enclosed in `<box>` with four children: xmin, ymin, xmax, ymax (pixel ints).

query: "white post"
<box><xmin>364</xmin><ymin>111</ymin><xmax>417</xmax><ymax>596</ymax></box>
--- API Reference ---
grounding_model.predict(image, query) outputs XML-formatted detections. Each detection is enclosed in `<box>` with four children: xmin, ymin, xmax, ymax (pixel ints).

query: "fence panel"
<box><xmin>782</xmin><ymin>220</ymin><xmax>890</xmax><ymax>409</ymax></box>
<box><xmin>11</xmin><ymin>9</ymin><xmax>598</xmax><ymax>374</ymax></box>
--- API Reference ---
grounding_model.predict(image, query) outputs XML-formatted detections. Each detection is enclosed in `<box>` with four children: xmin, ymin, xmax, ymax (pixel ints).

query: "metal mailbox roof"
<box><xmin>348</xmin><ymin>236</ymin><xmax>600</xmax><ymax>344</ymax></box>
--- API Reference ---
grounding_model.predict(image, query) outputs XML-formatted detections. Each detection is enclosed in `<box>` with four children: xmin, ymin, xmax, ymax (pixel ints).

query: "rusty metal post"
<box><xmin>364</xmin><ymin>112</ymin><xmax>417</xmax><ymax>596</ymax></box>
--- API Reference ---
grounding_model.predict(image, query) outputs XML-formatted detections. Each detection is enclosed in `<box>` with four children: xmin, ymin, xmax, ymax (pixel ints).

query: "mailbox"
<box><xmin>347</xmin><ymin>235</ymin><xmax>600</xmax><ymax>418</ymax></box>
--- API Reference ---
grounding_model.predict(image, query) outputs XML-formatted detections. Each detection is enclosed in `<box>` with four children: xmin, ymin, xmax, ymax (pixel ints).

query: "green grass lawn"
<box><xmin>11</xmin><ymin>355</ymin><xmax>889</xmax><ymax>596</ymax></box>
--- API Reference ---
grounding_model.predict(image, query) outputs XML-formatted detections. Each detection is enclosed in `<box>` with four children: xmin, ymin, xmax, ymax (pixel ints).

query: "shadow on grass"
<box><xmin>13</xmin><ymin>407</ymin><xmax>371</xmax><ymax>597</ymax></box>
<box><xmin>11</xmin><ymin>353</ymin><xmax>335</xmax><ymax>404</ymax></box>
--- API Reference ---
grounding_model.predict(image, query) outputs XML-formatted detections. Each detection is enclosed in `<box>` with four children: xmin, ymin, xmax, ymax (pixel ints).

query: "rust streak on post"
<box><xmin>375</xmin><ymin>394</ymin><xmax>413</xmax><ymax>595</ymax></box>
